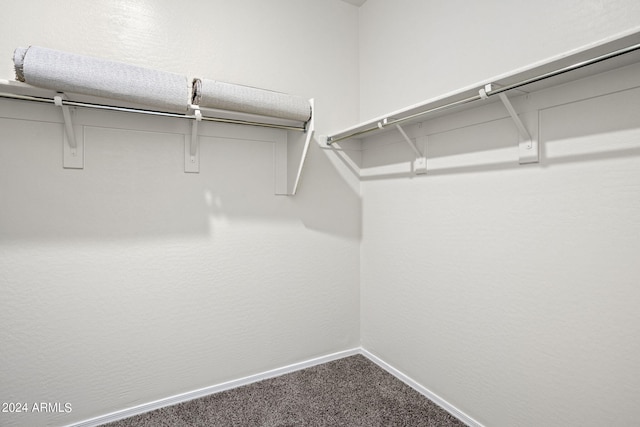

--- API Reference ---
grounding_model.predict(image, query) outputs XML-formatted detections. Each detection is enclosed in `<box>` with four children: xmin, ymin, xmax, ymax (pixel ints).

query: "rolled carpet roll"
<box><xmin>192</xmin><ymin>78</ymin><xmax>311</xmax><ymax>122</ymax></box>
<box><xmin>13</xmin><ymin>47</ymin><xmax>27</xmax><ymax>81</ymax></box>
<box><xmin>13</xmin><ymin>46</ymin><xmax>190</xmax><ymax>112</ymax></box>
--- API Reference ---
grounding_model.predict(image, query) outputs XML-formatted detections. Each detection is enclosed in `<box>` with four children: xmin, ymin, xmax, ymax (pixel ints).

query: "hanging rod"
<box><xmin>0</xmin><ymin>91</ymin><xmax>307</xmax><ymax>132</ymax></box>
<box><xmin>327</xmin><ymin>41</ymin><xmax>640</xmax><ymax>145</ymax></box>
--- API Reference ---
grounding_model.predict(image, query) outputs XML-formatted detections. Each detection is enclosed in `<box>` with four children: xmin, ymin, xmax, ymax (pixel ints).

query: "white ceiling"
<box><xmin>340</xmin><ymin>0</ymin><xmax>367</xmax><ymax>7</ymax></box>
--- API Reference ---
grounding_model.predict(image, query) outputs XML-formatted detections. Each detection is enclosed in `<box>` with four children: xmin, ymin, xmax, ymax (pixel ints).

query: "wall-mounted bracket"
<box><xmin>275</xmin><ymin>99</ymin><xmax>315</xmax><ymax>195</ymax></box>
<box><xmin>497</xmin><ymin>92</ymin><xmax>531</xmax><ymax>144</ymax></box>
<box><xmin>185</xmin><ymin>107</ymin><xmax>202</xmax><ymax>173</ymax></box>
<box><xmin>291</xmin><ymin>99</ymin><xmax>315</xmax><ymax>195</ymax></box>
<box><xmin>496</xmin><ymin>92</ymin><xmax>539</xmax><ymax>164</ymax></box>
<box><xmin>481</xmin><ymin>84</ymin><xmax>539</xmax><ymax>164</ymax></box>
<box><xmin>395</xmin><ymin>124</ymin><xmax>427</xmax><ymax>174</ymax></box>
<box><xmin>54</xmin><ymin>94</ymin><xmax>83</xmax><ymax>169</ymax></box>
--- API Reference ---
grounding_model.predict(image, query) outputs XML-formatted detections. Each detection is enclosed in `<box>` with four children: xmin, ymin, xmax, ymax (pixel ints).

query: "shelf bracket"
<box><xmin>497</xmin><ymin>92</ymin><xmax>531</xmax><ymax>142</ymax></box>
<box><xmin>185</xmin><ymin>106</ymin><xmax>202</xmax><ymax>173</ymax></box>
<box><xmin>395</xmin><ymin>124</ymin><xmax>427</xmax><ymax>174</ymax></box>
<box><xmin>497</xmin><ymin>92</ymin><xmax>539</xmax><ymax>164</ymax></box>
<box><xmin>54</xmin><ymin>94</ymin><xmax>83</xmax><ymax>169</ymax></box>
<box><xmin>481</xmin><ymin>84</ymin><xmax>538</xmax><ymax>164</ymax></box>
<box><xmin>291</xmin><ymin>99</ymin><xmax>315</xmax><ymax>195</ymax></box>
<box><xmin>275</xmin><ymin>99</ymin><xmax>315</xmax><ymax>195</ymax></box>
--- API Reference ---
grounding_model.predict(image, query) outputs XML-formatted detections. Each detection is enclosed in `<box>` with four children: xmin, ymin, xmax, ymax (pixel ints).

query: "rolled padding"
<box><xmin>13</xmin><ymin>46</ymin><xmax>190</xmax><ymax>112</ymax></box>
<box><xmin>192</xmin><ymin>78</ymin><xmax>311</xmax><ymax>122</ymax></box>
<box><xmin>13</xmin><ymin>47</ymin><xmax>27</xmax><ymax>81</ymax></box>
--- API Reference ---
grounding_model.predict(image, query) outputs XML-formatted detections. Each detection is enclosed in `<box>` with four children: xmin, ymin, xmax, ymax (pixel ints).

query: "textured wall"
<box><xmin>0</xmin><ymin>1</ymin><xmax>360</xmax><ymax>426</ymax></box>
<box><xmin>4</xmin><ymin>1</ymin><xmax>640</xmax><ymax>426</ymax></box>
<box><xmin>358</xmin><ymin>1</ymin><xmax>640</xmax><ymax>426</ymax></box>
<box><xmin>358</xmin><ymin>0</ymin><xmax>640</xmax><ymax>121</ymax></box>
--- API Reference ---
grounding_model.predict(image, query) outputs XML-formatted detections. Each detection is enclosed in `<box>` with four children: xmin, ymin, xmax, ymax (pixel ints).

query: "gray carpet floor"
<box><xmin>103</xmin><ymin>354</ymin><xmax>466</xmax><ymax>426</ymax></box>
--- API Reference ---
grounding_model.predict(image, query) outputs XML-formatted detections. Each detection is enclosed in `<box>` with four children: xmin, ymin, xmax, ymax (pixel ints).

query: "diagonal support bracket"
<box><xmin>185</xmin><ymin>107</ymin><xmax>202</xmax><ymax>173</ymax></box>
<box><xmin>291</xmin><ymin>99</ymin><xmax>315</xmax><ymax>195</ymax></box>
<box><xmin>481</xmin><ymin>84</ymin><xmax>539</xmax><ymax>164</ymax></box>
<box><xmin>395</xmin><ymin>124</ymin><xmax>427</xmax><ymax>174</ymax></box>
<box><xmin>54</xmin><ymin>94</ymin><xmax>84</xmax><ymax>169</ymax></box>
<box><xmin>497</xmin><ymin>92</ymin><xmax>539</xmax><ymax>164</ymax></box>
<box><xmin>275</xmin><ymin>99</ymin><xmax>315</xmax><ymax>195</ymax></box>
<box><xmin>497</xmin><ymin>92</ymin><xmax>531</xmax><ymax>144</ymax></box>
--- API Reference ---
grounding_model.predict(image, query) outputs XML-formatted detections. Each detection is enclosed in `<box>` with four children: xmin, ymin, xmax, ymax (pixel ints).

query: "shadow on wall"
<box><xmin>204</xmin><ymin>137</ymin><xmax>362</xmax><ymax>240</ymax></box>
<box><xmin>0</xmin><ymin>112</ymin><xmax>361</xmax><ymax>242</ymax></box>
<box><xmin>290</xmin><ymin>141</ymin><xmax>362</xmax><ymax>240</ymax></box>
<box><xmin>331</xmin><ymin>84</ymin><xmax>640</xmax><ymax>181</ymax></box>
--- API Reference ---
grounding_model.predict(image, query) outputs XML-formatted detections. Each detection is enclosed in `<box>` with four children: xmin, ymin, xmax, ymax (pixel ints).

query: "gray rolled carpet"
<box><xmin>191</xmin><ymin>78</ymin><xmax>311</xmax><ymax>122</ymax></box>
<box><xmin>13</xmin><ymin>46</ymin><xmax>190</xmax><ymax>113</ymax></box>
<box><xmin>102</xmin><ymin>355</ymin><xmax>466</xmax><ymax>426</ymax></box>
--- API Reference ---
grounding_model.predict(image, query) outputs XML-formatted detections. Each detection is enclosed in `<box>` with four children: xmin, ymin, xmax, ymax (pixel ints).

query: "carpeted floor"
<box><xmin>103</xmin><ymin>355</ymin><xmax>466</xmax><ymax>426</ymax></box>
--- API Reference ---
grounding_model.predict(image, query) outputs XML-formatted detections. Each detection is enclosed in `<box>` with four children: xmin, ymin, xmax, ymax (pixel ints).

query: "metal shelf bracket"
<box><xmin>481</xmin><ymin>84</ymin><xmax>539</xmax><ymax>164</ymax></box>
<box><xmin>185</xmin><ymin>106</ymin><xmax>202</xmax><ymax>173</ymax></box>
<box><xmin>292</xmin><ymin>99</ymin><xmax>315</xmax><ymax>195</ymax></box>
<box><xmin>395</xmin><ymin>124</ymin><xmax>427</xmax><ymax>174</ymax></box>
<box><xmin>54</xmin><ymin>94</ymin><xmax>83</xmax><ymax>169</ymax></box>
<box><xmin>275</xmin><ymin>99</ymin><xmax>315</xmax><ymax>195</ymax></box>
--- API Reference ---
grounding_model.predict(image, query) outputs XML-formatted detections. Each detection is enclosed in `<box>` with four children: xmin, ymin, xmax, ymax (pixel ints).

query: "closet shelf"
<box><xmin>0</xmin><ymin>80</ymin><xmax>309</xmax><ymax>131</ymax></box>
<box><xmin>0</xmin><ymin>80</ymin><xmax>314</xmax><ymax>196</ymax></box>
<box><xmin>324</xmin><ymin>30</ymin><xmax>640</xmax><ymax>147</ymax></box>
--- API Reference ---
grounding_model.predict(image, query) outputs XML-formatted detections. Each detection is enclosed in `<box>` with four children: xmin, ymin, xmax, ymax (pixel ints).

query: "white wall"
<box><xmin>4</xmin><ymin>1</ymin><xmax>640</xmax><ymax>426</ymax></box>
<box><xmin>358</xmin><ymin>1</ymin><xmax>640</xmax><ymax>426</ymax></box>
<box><xmin>359</xmin><ymin>0</ymin><xmax>640</xmax><ymax>121</ymax></box>
<box><xmin>0</xmin><ymin>1</ymin><xmax>361</xmax><ymax>426</ymax></box>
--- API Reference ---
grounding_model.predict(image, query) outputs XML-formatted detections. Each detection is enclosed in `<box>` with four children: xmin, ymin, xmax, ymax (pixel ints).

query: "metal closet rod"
<box><xmin>327</xmin><ymin>41</ymin><xmax>640</xmax><ymax>145</ymax></box>
<box><xmin>0</xmin><ymin>92</ymin><xmax>307</xmax><ymax>132</ymax></box>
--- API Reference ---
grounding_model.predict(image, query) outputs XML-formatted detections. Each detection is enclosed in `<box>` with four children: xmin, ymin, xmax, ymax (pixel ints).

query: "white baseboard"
<box><xmin>70</xmin><ymin>346</ymin><xmax>482</xmax><ymax>427</ymax></box>
<box><xmin>359</xmin><ymin>348</ymin><xmax>485</xmax><ymax>427</ymax></box>
<box><xmin>68</xmin><ymin>347</ymin><xmax>360</xmax><ymax>427</ymax></box>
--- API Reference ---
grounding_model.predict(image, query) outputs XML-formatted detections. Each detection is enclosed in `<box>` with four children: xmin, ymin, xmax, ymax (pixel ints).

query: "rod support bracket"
<box><xmin>493</xmin><ymin>88</ymin><xmax>539</xmax><ymax>164</ymax></box>
<box><xmin>324</xmin><ymin>136</ymin><xmax>333</xmax><ymax>146</ymax></box>
<box><xmin>478</xmin><ymin>83</ymin><xmax>492</xmax><ymax>100</ymax></box>
<box><xmin>395</xmin><ymin>124</ymin><xmax>427</xmax><ymax>175</ymax></box>
<box><xmin>54</xmin><ymin>94</ymin><xmax>84</xmax><ymax>169</ymax></box>
<box><xmin>275</xmin><ymin>99</ymin><xmax>315</xmax><ymax>195</ymax></box>
<box><xmin>185</xmin><ymin>106</ymin><xmax>202</xmax><ymax>173</ymax></box>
